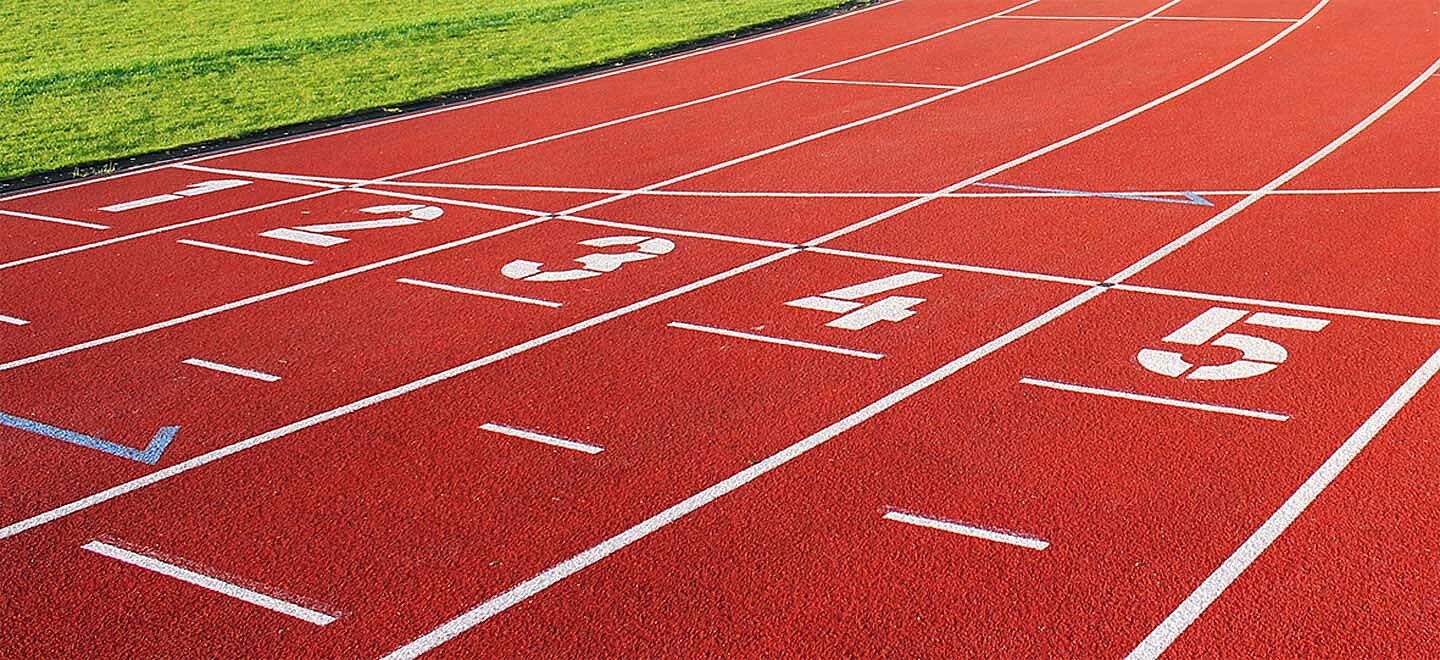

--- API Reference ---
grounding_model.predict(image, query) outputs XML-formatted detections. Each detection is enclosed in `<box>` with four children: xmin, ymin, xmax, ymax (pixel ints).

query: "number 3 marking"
<box><xmin>1138</xmin><ymin>307</ymin><xmax>1329</xmax><ymax>381</ymax></box>
<box><xmin>502</xmin><ymin>235</ymin><xmax>675</xmax><ymax>282</ymax></box>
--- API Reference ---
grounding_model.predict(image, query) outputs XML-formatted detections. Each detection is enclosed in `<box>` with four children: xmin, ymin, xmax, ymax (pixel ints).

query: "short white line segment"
<box><xmin>0</xmin><ymin>209</ymin><xmax>109</xmax><ymax>230</ymax></box>
<box><xmin>883</xmin><ymin>510</ymin><xmax>1049</xmax><ymax>550</ymax></box>
<box><xmin>397</xmin><ymin>278</ymin><xmax>563</xmax><ymax>308</ymax></box>
<box><xmin>668</xmin><ymin>321</ymin><xmax>885</xmax><ymax>360</ymax></box>
<box><xmin>0</xmin><ymin>314</ymin><xmax>28</xmax><ymax>326</ymax></box>
<box><xmin>182</xmin><ymin>358</ymin><xmax>281</xmax><ymax>383</ymax></box>
<box><xmin>83</xmin><ymin>540</ymin><xmax>337</xmax><ymax>626</ymax></box>
<box><xmin>481</xmin><ymin>423</ymin><xmax>603</xmax><ymax>454</ymax></box>
<box><xmin>176</xmin><ymin>239</ymin><xmax>313</xmax><ymax>266</ymax></box>
<box><xmin>1020</xmin><ymin>378</ymin><xmax>1288</xmax><ymax>421</ymax></box>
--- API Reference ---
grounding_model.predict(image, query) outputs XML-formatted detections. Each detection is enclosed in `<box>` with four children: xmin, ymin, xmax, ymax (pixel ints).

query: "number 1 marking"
<box><xmin>100</xmin><ymin>180</ymin><xmax>252</xmax><ymax>213</ymax></box>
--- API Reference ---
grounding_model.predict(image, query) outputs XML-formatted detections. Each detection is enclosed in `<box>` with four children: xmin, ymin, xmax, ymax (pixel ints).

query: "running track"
<box><xmin>2</xmin><ymin>0</ymin><xmax>1438</xmax><ymax>656</ymax></box>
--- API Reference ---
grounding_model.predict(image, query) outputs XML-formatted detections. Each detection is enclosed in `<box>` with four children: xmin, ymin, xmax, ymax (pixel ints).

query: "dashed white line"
<box><xmin>883</xmin><ymin>509</ymin><xmax>1049</xmax><ymax>550</ymax></box>
<box><xmin>0</xmin><ymin>209</ymin><xmax>109</xmax><ymax>230</ymax></box>
<box><xmin>0</xmin><ymin>314</ymin><xmax>29</xmax><ymax>326</ymax></box>
<box><xmin>668</xmin><ymin>321</ymin><xmax>885</xmax><ymax>360</ymax></box>
<box><xmin>1020</xmin><ymin>377</ymin><xmax>1289</xmax><ymax>421</ymax></box>
<box><xmin>397</xmin><ymin>278</ymin><xmax>563</xmax><ymax>308</ymax></box>
<box><xmin>83</xmin><ymin>540</ymin><xmax>338</xmax><ymax>626</ymax></box>
<box><xmin>182</xmin><ymin>358</ymin><xmax>281</xmax><ymax>383</ymax></box>
<box><xmin>480</xmin><ymin>423</ymin><xmax>603</xmax><ymax>455</ymax></box>
<box><xmin>175</xmin><ymin>239</ymin><xmax>313</xmax><ymax>265</ymax></box>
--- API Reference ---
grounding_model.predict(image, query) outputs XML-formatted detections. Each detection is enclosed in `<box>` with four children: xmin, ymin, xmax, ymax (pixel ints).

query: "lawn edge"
<box><xmin>0</xmin><ymin>0</ymin><xmax>879</xmax><ymax>196</ymax></box>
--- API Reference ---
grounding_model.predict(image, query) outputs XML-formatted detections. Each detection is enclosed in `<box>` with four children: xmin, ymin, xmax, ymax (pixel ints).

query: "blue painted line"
<box><xmin>0</xmin><ymin>411</ymin><xmax>178</xmax><ymax>465</ymax></box>
<box><xmin>974</xmin><ymin>182</ymin><xmax>1214</xmax><ymax>207</ymax></box>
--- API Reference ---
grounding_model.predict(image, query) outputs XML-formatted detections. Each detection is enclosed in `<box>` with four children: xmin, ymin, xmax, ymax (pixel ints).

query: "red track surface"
<box><xmin>2</xmin><ymin>0</ymin><xmax>1438</xmax><ymax>657</ymax></box>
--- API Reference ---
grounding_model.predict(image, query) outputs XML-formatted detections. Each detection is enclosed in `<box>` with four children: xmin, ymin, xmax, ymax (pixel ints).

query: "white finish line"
<box><xmin>481</xmin><ymin>423</ymin><xmax>603</xmax><ymax>454</ymax></box>
<box><xmin>83</xmin><ymin>540</ymin><xmax>338</xmax><ymax>626</ymax></box>
<box><xmin>884</xmin><ymin>510</ymin><xmax>1049</xmax><ymax>550</ymax></box>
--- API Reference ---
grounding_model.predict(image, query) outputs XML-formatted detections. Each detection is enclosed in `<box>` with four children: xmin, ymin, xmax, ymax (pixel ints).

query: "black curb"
<box><xmin>1</xmin><ymin>0</ymin><xmax>882</xmax><ymax>197</ymax></box>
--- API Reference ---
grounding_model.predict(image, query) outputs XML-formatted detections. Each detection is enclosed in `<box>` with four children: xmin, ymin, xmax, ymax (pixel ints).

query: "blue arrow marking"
<box><xmin>973</xmin><ymin>182</ymin><xmax>1214</xmax><ymax>207</ymax></box>
<box><xmin>0</xmin><ymin>412</ymin><xmax>178</xmax><ymax>465</ymax></box>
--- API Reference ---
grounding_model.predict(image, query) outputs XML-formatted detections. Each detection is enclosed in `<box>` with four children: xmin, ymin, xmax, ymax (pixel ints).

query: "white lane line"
<box><xmin>83</xmin><ymin>540</ymin><xmax>338</xmax><ymax>626</ymax></box>
<box><xmin>999</xmin><ymin>15</ymin><xmax>1296</xmax><ymax>23</ymax></box>
<box><xmin>0</xmin><ymin>189</ymin><xmax>340</xmax><ymax>272</ymax></box>
<box><xmin>0</xmin><ymin>314</ymin><xmax>28</xmax><ymax>326</ymax></box>
<box><xmin>397</xmin><ymin>278</ymin><xmax>563</xmax><ymax>308</ymax></box>
<box><xmin>883</xmin><ymin>509</ymin><xmax>1049</xmax><ymax>550</ymax></box>
<box><xmin>175</xmin><ymin>239</ymin><xmax>313</xmax><ymax>266</ymax></box>
<box><xmin>182</xmin><ymin>358</ymin><xmax>281</xmax><ymax>383</ymax></box>
<box><xmin>480</xmin><ymin>423</ymin><xmax>603</xmax><ymax>454</ymax></box>
<box><xmin>1129</xmin><ymin>347</ymin><xmax>1440</xmax><ymax>659</ymax></box>
<box><xmin>0</xmin><ymin>209</ymin><xmax>109</xmax><ymax>230</ymax></box>
<box><xmin>1108</xmin><ymin>56</ymin><xmax>1440</xmax><ymax>283</ymax></box>
<box><xmin>556</xmin><ymin>214</ymin><xmax>795</xmax><ymax>249</ymax></box>
<box><xmin>783</xmin><ymin>77</ymin><xmax>964</xmax><ymax>90</ymax></box>
<box><xmin>668</xmin><ymin>321</ymin><xmax>885</xmax><ymax>360</ymax></box>
<box><xmin>380</xmin><ymin>287</ymin><xmax>1107</xmax><ymax>660</ymax></box>
<box><xmin>1020</xmin><ymin>378</ymin><xmax>1288</xmax><ymax>422</ymax></box>
<box><xmin>1116</xmin><ymin>284</ymin><xmax>1440</xmax><ymax>327</ymax></box>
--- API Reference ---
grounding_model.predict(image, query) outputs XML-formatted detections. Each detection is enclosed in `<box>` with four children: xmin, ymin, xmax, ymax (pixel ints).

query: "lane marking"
<box><xmin>0</xmin><ymin>314</ymin><xmax>29</xmax><ymax>326</ymax></box>
<box><xmin>480</xmin><ymin>423</ymin><xmax>603</xmax><ymax>454</ymax></box>
<box><xmin>0</xmin><ymin>412</ymin><xmax>178</xmax><ymax>464</ymax></box>
<box><xmin>883</xmin><ymin>509</ymin><xmax>1049</xmax><ymax>550</ymax></box>
<box><xmin>0</xmin><ymin>209</ymin><xmax>109</xmax><ymax>230</ymax></box>
<box><xmin>1129</xmin><ymin>347</ymin><xmax>1440</xmax><ymax>658</ymax></box>
<box><xmin>668</xmin><ymin>321</ymin><xmax>885</xmax><ymax>360</ymax></box>
<box><xmin>974</xmin><ymin>182</ymin><xmax>1213</xmax><ymax>206</ymax></box>
<box><xmin>1113</xmin><ymin>284</ymin><xmax>1440</xmax><ymax>327</ymax></box>
<box><xmin>557</xmin><ymin>214</ymin><xmax>795</xmax><ymax>250</ymax></box>
<box><xmin>999</xmin><ymin>15</ymin><xmax>1297</xmax><ymax>23</ymax></box>
<box><xmin>82</xmin><ymin>540</ymin><xmax>338</xmax><ymax>626</ymax></box>
<box><xmin>783</xmin><ymin>77</ymin><xmax>963</xmax><ymax>90</ymax></box>
<box><xmin>175</xmin><ymin>239</ymin><xmax>313</xmax><ymax>266</ymax></box>
<box><xmin>1020</xmin><ymin>378</ymin><xmax>1288</xmax><ymax>421</ymax></box>
<box><xmin>397</xmin><ymin>277</ymin><xmax>563</xmax><ymax>308</ymax></box>
<box><xmin>182</xmin><ymin>358</ymin><xmax>281</xmax><ymax>383</ymax></box>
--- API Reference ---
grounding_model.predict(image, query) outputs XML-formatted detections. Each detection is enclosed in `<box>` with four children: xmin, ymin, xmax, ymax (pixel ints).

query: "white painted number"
<box><xmin>786</xmin><ymin>271</ymin><xmax>941</xmax><ymax>330</ymax></box>
<box><xmin>1138</xmin><ymin>307</ymin><xmax>1329</xmax><ymax>380</ymax></box>
<box><xmin>502</xmin><ymin>235</ymin><xmax>675</xmax><ymax>282</ymax></box>
<box><xmin>260</xmin><ymin>204</ymin><xmax>444</xmax><ymax>247</ymax></box>
<box><xmin>100</xmin><ymin>179</ymin><xmax>252</xmax><ymax>213</ymax></box>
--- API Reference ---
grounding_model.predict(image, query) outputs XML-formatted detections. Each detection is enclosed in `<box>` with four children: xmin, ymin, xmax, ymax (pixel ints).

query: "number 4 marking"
<box><xmin>786</xmin><ymin>271</ymin><xmax>941</xmax><ymax>331</ymax></box>
<box><xmin>1138</xmin><ymin>307</ymin><xmax>1329</xmax><ymax>381</ymax></box>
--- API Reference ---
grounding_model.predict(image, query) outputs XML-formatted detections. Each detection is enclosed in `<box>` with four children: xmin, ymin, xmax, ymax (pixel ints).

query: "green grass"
<box><xmin>0</xmin><ymin>0</ymin><xmax>853</xmax><ymax>181</ymax></box>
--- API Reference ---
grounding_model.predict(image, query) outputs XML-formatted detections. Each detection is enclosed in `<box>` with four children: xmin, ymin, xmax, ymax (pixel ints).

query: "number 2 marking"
<box><xmin>260</xmin><ymin>204</ymin><xmax>444</xmax><ymax>247</ymax></box>
<box><xmin>502</xmin><ymin>235</ymin><xmax>676</xmax><ymax>282</ymax></box>
<box><xmin>99</xmin><ymin>179</ymin><xmax>252</xmax><ymax>213</ymax></box>
<box><xmin>1138</xmin><ymin>307</ymin><xmax>1329</xmax><ymax>381</ymax></box>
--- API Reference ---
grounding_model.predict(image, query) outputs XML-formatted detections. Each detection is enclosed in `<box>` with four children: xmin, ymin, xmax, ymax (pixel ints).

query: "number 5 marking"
<box><xmin>1138</xmin><ymin>307</ymin><xmax>1329</xmax><ymax>381</ymax></box>
<box><xmin>502</xmin><ymin>235</ymin><xmax>675</xmax><ymax>282</ymax></box>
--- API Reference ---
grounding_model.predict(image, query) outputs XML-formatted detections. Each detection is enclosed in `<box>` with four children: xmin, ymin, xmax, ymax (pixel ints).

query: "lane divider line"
<box><xmin>0</xmin><ymin>209</ymin><xmax>109</xmax><ymax>230</ymax></box>
<box><xmin>0</xmin><ymin>314</ymin><xmax>28</xmax><ymax>326</ymax></box>
<box><xmin>82</xmin><ymin>539</ymin><xmax>339</xmax><ymax>626</ymax></box>
<box><xmin>1128</xmin><ymin>347</ymin><xmax>1440</xmax><ymax>659</ymax></box>
<box><xmin>182</xmin><ymin>358</ymin><xmax>281</xmax><ymax>383</ymax></box>
<box><xmin>668</xmin><ymin>321</ymin><xmax>885</xmax><ymax>360</ymax></box>
<box><xmin>175</xmin><ymin>239</ymin><xmax>312</xmax><ymax>266</ymax></box>
<box><xmin>481</xmin><ymin>423</ymin><xmax>603</xmax><ymax>455</ymax></box>
<box><xmin>397</xmin><ymin>278</ymin><xmax>563</xmax><ymax>308</ymax></box>
<box><xmin>1019</xmin><ymin>377</ymin><xmax>1289</xmax><ymax>422</ymax></box>
<box><xmin>883</xmin><ymin>509</ymin><xmax>1050</xmax><ymax>550</ymax></box>
<box><xmin>998</xmin><ymin>15</ymin><xmax>1298</xmax><ymax>23</ymax></box>
<box><xmin>783</xmin><ymin>77</ymin><xmax>964</xmax><ymax>91</ymax></box>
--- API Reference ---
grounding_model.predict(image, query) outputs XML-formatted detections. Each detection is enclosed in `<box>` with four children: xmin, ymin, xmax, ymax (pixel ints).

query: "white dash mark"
<box><xmin>182</xmin><ymin>358</ymin><xmax>281</xmax><ymax>383</ymax></box>
<box><xmin>0</xmin><ymin>209</ymin><xmax>109</xmax><ymax>230</ymax></box>
<box><xmin>667</xmin><ymin>322</ymin><xmax>885</xmax><ymax>360</ymax></box>
<box><xmin>83</xmin><ymin>540</ymin><xmax>337</xmax><ymax>626</ymax></box>
<box><xmin>480</xmin><ymin>423</ymin><xmax>603</xmax><ymax>454</ymax></box>
<box><xmin>1020</xmin><ymin>378</ymin><xmax>1288</xmax><ymax>421</ymax></box>
<box><xmin>883</xmin><ymin>510</ymin><xmax>1049</xmax><ymax>550</ymax></box>
<box><xmin>176</xmin><ymin>239</ymin><xmax>312</xmax><ymax>265</ymax></box>
<box><xmin>397</xmin><ymin>278</ymin><xmax>563</xmax><ymax>308</ymax></box>
<box><xmin>0</xmin><ymin>314</ymin><xmax>29</xmax><ymax>326</ymax></box>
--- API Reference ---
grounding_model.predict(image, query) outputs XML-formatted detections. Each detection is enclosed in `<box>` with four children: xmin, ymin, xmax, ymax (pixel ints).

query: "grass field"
<box><xmin>0</xmin><ymin>0</ymin><xmax>851</xmax><ymax>182</ymax></box>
